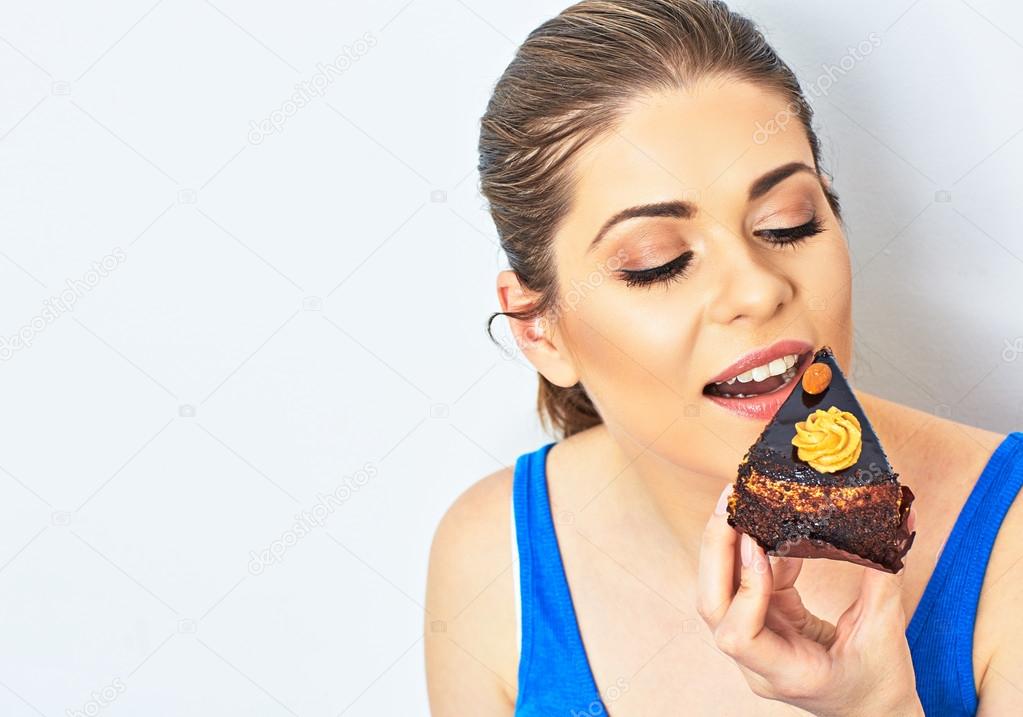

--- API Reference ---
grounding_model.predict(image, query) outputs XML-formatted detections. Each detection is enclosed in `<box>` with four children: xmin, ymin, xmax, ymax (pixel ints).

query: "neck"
<box><xmin>591</xmin><ymin>422</ymin><xmax>740</xmax><ymax>565</ymax></box>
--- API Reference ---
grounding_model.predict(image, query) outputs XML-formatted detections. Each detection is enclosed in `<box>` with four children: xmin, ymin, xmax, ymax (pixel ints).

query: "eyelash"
<box><xmin>618</xmin><ymin>216</ymin><xmax>824</xmax><ymax>288</ymax></box>
<box><xmin>619</xmin><ymin>250</ymin><xmax>695</xmax><ymax>288</ymax></box>
<box><xmin>753</xmin><ymin>215</ymin><xmax>825</xmax><ymax>248</ymax></box>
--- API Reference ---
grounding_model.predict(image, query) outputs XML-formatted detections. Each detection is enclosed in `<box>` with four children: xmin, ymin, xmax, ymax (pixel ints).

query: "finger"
<box><xmin>727</xmin><ymin>533</ymin><xmax>773</xmax><ymax>628</ymax></box>
<box><xmin>795</xmin><ymin>610</ymin><xmax>838</xmax><ymax>649</ymax></box>
<box><xmin>858</xmin><ymin>561</ymin><xmax>907</xmax><ymax>618</ymax></box>
<box><xmin>712</xmin><ymin>534</ymin><xmax>791</xmax><ymax>673</ymax></box>
<box><xmin>768</xmin><ymin>554</ymin><xmax>803</xmax><ymax>590</ymax></box>
<box><xmin>697</xmin><ymin>483</ymin><xmax>739</xmax><ymax>627</ymax></box>
<box><xmin>859</xmin><ymin>515</ymin><xmax>908</xmax><ymax>597</ymax></box>
<box><xmin>856</xmin><ymin>540</ymin><xmax>911</xmax><ymax>632</ymax></box>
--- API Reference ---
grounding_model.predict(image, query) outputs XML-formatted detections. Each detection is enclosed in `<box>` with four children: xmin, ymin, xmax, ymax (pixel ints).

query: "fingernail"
<box><xmin>907</xmin><ymin>507</ymin><xmax>917</xmax><ymax>532</ymax></box>
<box><xmin>715</xmin><ymin>484</ymin><xmax>733</xmax><ymax>515</ymax></box>
<box><xmin>740</xmin><ymin>533</ymin><xmax>752</xmax><ymax>567</ymax></box>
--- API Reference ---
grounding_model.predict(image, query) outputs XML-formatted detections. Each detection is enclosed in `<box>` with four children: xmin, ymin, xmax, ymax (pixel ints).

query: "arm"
<box><xmin>977</xmin><ymin>646</ymin><xmax>1023</xmax><ymax>717</ymax></box>
<box><xmin>425</xmin><ymin>468</ymin><xmax>517</xmax><ymax>716</ymax></box>
<box><xmin>976</xmin><ymin>495</ymin><xmax>1023</xmax><ymax>715</ymax></box>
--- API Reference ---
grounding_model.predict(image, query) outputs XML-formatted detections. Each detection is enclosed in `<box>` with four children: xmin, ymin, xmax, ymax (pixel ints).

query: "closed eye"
<box><xmin>616</xmin><ymin>216</ymin><xmax>822</xmax><ymax>289</ymax></box>
<box><xmin>617</xmin><ymin>250</ymin><xmax>694</xmax><ymax>288</ymax></box>
<box><xmin>754</xmin><ymin>216</ymin><xmax>824</xmax><ymax>247</ymax></box>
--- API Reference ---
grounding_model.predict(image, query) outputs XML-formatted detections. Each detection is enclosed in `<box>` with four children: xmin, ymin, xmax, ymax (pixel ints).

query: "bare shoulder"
<box><xmin>430</xmin><ymin>465</ymin><xmax>514</xmax><ymax>559</ymax></box>
<box><xmin>857</xmin><ymin>391</ymin><xmax>1005</xmax><ymax>483</ymax></box>
<box><xmin>858</xmin><ymin>392</ymin><xmax>1023</xmax><ymax>706</ymax></box>
<box><xmin>889</xmin><ymin>400</ymin><xmax>1023</xmax><ymax>708</ymax></box>
<box><xmin>425</xmin><ymin>466</ymin><xmax>517</xmax><ymax>714</ymax></box>
<box><xmin>974</xmin><ymin>430</ymin><xmax>1023</xmax><ymax>710</ymax></box>
<box><xmin>857</xmin><ymin>389</ymin><xmax>1010</xmax><ymax>541</ymax></box>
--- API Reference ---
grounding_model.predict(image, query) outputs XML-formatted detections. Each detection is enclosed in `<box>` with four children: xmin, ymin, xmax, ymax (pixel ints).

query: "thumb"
<box><xmin>859</xmin><ymin>560</ymin><xmax>905</xmax><ymax>607</ymax></box>
<box><xmin>768</xmin><ymin>554</ymin><xmax>803</xmax><ymax>590</ymax></box>
<box><xmin>859</xmin><ymin>506</ymin><xmax>915</xmax><ymax>620</ymax></box>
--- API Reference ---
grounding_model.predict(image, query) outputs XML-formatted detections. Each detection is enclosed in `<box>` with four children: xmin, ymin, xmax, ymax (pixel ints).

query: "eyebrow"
<box><xmin>587</xmin><ymin>161</ymin><xmax>818</xmax><ymax>252</ymax></box>
<box><xmin>747</xmin><ymin>161</ymin><xmax>817</xmax><ymax>202</ymax></box>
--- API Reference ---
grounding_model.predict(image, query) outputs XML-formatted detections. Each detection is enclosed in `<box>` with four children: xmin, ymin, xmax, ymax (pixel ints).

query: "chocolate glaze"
<box><xmin>740</xmin><ymin>346</ymin><xmax>897</xmax><ymax>488</ymax></box>
<box><xmin>728</xmin><ymin>346</ymin><xmax>917</xmax><ymax>573</ymax></box>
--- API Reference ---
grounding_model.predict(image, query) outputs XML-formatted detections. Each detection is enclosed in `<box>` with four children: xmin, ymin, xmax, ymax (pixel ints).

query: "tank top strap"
<box><xmin>906</xmin><ymin>431</ymin><xmax>1023</xmax><ymax>715</ymax></box>
<box><xmin>512</xmin><ymin>441</ymin><xmax>608</xmax><ymax>716</ymax></box>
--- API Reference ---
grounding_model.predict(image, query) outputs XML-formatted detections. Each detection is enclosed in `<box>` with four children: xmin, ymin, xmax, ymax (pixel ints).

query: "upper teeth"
<box><xmin>720</xmin><ymin>353</ymin><xmax>799</xmax><ymax>384</ymax></box>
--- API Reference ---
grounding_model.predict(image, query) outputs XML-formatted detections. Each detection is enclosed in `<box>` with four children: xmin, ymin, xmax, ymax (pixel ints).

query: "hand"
<box><xmin>695</xmin><ymin>484</ymin><xmax>923</xmax><ymax>717</ymax></box>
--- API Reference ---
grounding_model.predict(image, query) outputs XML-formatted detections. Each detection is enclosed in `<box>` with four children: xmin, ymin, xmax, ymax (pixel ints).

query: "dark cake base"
<box><xmin>727</xmin><ymin>470</ymin><xmax>916</xmax><ymax>573</ymax></box>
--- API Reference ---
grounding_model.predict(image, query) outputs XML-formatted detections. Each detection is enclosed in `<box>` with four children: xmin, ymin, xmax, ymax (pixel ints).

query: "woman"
<box><xmin>425</xmin><ymin>1</ymin><xmax>1023</xmax><ymax>714</ymax></box>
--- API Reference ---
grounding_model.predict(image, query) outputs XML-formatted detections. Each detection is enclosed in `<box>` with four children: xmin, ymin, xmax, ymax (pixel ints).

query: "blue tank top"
<box><xmin>511</xmin><ymin>432</ymin><xmax>1023</xmax><ymax>716</ymax></box>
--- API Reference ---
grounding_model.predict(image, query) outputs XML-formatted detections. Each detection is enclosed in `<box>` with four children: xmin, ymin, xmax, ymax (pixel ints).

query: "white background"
<box><xmin>1</xmin><ymin>1</ymin><xmax>1021</xmax><ymax>715</ymax></box>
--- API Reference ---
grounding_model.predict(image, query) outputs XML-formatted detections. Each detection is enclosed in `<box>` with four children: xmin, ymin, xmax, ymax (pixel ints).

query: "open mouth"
<box><xmin>702</xmin><ymin>349</ymin><xmax>813</xmax><ymax>399</ymax></box>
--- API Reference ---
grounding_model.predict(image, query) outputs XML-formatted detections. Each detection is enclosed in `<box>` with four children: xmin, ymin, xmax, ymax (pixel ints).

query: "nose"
<box><xmin>706</xmin><ymin>231</ymin><xmax>794</xmax><ymax>325</ymax></box>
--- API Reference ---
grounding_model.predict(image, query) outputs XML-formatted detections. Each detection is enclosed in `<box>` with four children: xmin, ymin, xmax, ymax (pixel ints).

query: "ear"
<box><xmin>496</xmin><ymin>270</ymin><xmax>579</xmax><ymax>388</ymax></box>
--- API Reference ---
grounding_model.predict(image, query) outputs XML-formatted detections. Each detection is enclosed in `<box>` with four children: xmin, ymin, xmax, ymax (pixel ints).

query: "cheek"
<box><xmin>805</xmin><ymin>233</ymin><xmax>852</xmax><ymax>317</ymax></box>
<box><xmin>560</xmin><ymin>286</ymin><xmax>699</xmax><ymax>422</ymax></box>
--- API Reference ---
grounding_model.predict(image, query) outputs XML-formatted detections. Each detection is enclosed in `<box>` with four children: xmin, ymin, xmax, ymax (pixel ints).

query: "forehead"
<box><xmin>570</xmin><ymin>78</ymin><xmax>816</xmax><ymax>214</ymax></box>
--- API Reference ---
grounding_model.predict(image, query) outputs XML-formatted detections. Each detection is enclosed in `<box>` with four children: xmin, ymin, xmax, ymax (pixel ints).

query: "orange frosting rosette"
<box><xmin>791</xmin><ymin>405</ymin><xmax>862</xmax><ymax>473</ymax></box>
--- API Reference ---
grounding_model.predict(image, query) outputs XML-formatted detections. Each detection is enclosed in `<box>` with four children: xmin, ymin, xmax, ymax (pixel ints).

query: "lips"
<box><xmin>701</xmin><ymin>339</ymin><xmax>815</xmax><ymax>421</ymax></box>
<box><xmin>703</xmin><ymin>352</ymin><xmax>814</xmax><ymax>419</ymax></box>
<box><xmin>705</xmin><ymin>339</ymin><xmax>814</xmax><ymax>386</ymax></box>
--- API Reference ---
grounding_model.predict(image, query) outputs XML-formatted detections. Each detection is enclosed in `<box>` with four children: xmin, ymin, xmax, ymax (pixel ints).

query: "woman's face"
<box><xmin>548</xmin><ymin>77</ymin><xmax>853</xmax><ymax>477</ymax></box>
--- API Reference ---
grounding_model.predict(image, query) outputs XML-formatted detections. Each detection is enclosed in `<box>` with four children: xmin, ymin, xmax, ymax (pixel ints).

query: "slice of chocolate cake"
<box><xmin>726</xmin><ymin>346</ymin><xmax>915</xmax><ymax>573</ymax></box>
